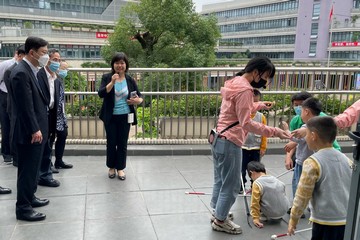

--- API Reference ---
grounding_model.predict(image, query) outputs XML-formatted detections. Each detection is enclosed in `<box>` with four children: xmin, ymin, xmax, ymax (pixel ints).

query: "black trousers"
<box><xmin>16</xmin><ymin>142</ymin><xmax>45</xmax><ymax>214</ymax></box>
<box><xmin>241</xmin><ymin>149</ymin><xmax>260</xmax><ymax>185</ymax></box>
<box><xmin>0</xmin><ymin>91</ymin><xmax>11</xmax><ymax>159</ymax></box>
<box><xmin>49</xmin><ymin>127</ymin><xmax>68</xmax><ymax>163</ymax></box>
<box><xmin>311</xmin><ymin>222</ymin><xmax>345</xmax><ymax>240</ymax></box>
<box><xmin>38</xmin><ymin>139</ymin><xmax>53</xmax><ymax>181</ymax></box>
<box><xmin>104</xmin><ymin>114</ymin><xmax>130</xmax><ymax>170</ymax></box>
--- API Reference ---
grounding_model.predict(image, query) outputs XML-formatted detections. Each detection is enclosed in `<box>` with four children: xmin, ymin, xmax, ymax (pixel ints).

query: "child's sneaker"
<box><xmin>210</xmin><ymin>211</ymin><xmax>233</xmax><ymax>222</ymax></box>
<box><xmin>211</xmin><ymin>218</ymin><xmax>242</xmax><ymax>235</ymax></box>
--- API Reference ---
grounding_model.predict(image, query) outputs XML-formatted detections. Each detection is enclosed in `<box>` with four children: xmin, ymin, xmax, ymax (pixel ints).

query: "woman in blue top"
<box><xmin>98</xmin><ymin>52</ymin><xmax>143</xmax><ymax>180</ymax></box>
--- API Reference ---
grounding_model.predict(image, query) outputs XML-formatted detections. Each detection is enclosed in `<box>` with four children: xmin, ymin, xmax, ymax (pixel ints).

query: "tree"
<box><xmin>101</xmin><ymin>0</ymin><xmax>220</xmax><ymax>68</ymax></box>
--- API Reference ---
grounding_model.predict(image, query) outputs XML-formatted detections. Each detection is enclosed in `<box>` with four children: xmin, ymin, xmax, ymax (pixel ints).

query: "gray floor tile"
<box><xmin>86</xmin><ymin>174</ymin><xmax>140</xmax><ymax>194</ymax></box>
<box><xmin>24</xmin><ymin>195</ymin><xmax>86</xmax><ymax>223</ymax></box>
<box><xmin>36</xmin><ymin>176</ymin><xmax>87</xmax><ymax>198</ymax></box>
<box><xmin>84</xmin><ymin>217</ymin><xmax>157</xmax><ymax>240</ymax></box>
<box><xmin>86</xmin><ymin>192</ymin><xmax>148</xmax><ymax>220</ymax></box>
<box><xmin>143</xmin><ymin>189</ymin><xmax>209</xmax><ymax>215</ymax></box>
<box><xmin>11</xmin><ymin>222</ymin><xmax>84</xmax><ymax>240</ymax></box>
<box><xmin>174</xmin><ymin>155</ymin><xmax>213</xmax><ymax>172</ymax></box>
<box><xmin>0</xmin><ymin>199</ymin><xmax>17</xmax><ymax>226</ymax></box>
<box><xmin>181</xmin><ymin>170</ymin><xmax>213</xmax><ymax>188</ymax></box>
<box><xmin>136</xmin><ymin>171</ymin><xmax>191</xmax><ymax>190</ymax></box>
<box><xmin>129</xmin><ymin>157</ymin><xmax>177</xmax><ymax>173</ymax></box>
<box><xmin>0</xmin><ymin>226</ymin><xmax>15</xmax><ymax>240</ymax></box>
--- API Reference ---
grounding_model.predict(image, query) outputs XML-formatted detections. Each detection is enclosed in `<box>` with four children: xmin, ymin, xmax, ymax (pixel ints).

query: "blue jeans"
<box><xmin>292</xmin><ymin>162</ymin><xmax>303</xmax><ymax>198</ymax></box>
<box><xmin>210</xmin><ymin>138</ymin><xmax>242</xmax><ymax>221</ymax></box>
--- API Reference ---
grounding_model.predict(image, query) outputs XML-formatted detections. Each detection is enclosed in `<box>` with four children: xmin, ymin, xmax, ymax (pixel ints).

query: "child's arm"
<box><xmin>288</xmin><ymin>158</ymin><xmax>320</xmax><ymax>235</ymax></box>
<box><xmin>260</xmin><ymin>115</ymin><xmax>267</xmax><ymax>157</ymax></box>
<box><xmin>250</xmin><ymin>182</ymin><xmax>264</xmax><ymax>228</ymax></box>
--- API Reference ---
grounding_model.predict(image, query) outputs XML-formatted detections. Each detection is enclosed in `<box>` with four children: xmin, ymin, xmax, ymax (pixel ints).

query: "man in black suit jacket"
<box><xmin>8</xmin><ymin>36</ymin><xmax>50</xmax><ymax>221</ymax></box>
<box><xmin>3</xmin><ymin>45</ymin><xmax>26</xmax><ymax>167</ymax></box>
<box><xmin>36</xmin><ymin>49</ymin><xmax>62</xmax><ymax>187</ymax></box>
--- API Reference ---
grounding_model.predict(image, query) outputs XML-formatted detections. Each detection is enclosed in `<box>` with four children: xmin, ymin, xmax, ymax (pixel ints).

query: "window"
<box><xmin>309</xmin><ymin>42</ymin><xmax>317</xmax><ymax>56</ymax></box>
<box><xmin>313</xmin><ymin>3</ymin><xmax>320</xmax><ymax>17</ymax></box>
<box><xmin>311</xmin><ymin>23</ymin><xmax>319</xmax><ymax>36</ymax></box>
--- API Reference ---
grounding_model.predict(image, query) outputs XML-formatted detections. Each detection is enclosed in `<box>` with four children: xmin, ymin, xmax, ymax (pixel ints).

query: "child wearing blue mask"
<box><xmin>283</xmin><ymin>93</ymin><xmax>341</xmax><ymax>217</ymax></box>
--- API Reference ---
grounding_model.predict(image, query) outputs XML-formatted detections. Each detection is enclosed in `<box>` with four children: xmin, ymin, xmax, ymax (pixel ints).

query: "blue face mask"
<box><xmin>294</xmin><ymin>106</ymin><xmax>302</xmax><ymax>115</ymax></box>
<box><xmin>58</xmin><ymin>70</ymin><xmax>68</xmax><ymax>79</ymax></box>
<box><xmin>49</xmin><ymin>61</ymin><xmax>60</xmax><ymax>72</ymax></box>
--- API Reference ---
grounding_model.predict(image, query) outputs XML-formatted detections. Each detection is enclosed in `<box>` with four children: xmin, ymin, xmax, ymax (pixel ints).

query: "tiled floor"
<box><xmin>1</xmin><ymin>153</ymin><xmax>352</xmax><ymax>240</ymax></box>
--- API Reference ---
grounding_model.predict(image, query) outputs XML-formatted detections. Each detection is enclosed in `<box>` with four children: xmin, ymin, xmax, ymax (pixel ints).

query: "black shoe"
<box><xmin>51</xmin><ymin>166</ymin><xmax>59</xmax><ymax>174</ymax></box>
<box><xmin>287</xmin><ymin>208</ymin><xmax>291</xmax><ymax>214</ymax></box>
<box><xmin>55</xmin><ymin>161</ymin><xmax>73</xmax><ymax>169</ymax></box>
<box><xmin>38</xmin><ymin>179</ymin><xmax>60</xmax><ymax>187</ymax></box>
<box><xmin>117</xmin><ymin>170</ymin><xmax>126</xmax><ymax>180</ymax></box>
<box><xmin>0</xmin><ymin>186</ymin><xmax>12</xmax><ymax>194</ymax></box>
<box><xmin>31</xmin><ymin>197</ymin><xmax>49</xmax><ymax>208</ymax></box>
<box><xmin>16</xmin><ymin>210</ymin><xmax>46</xmax><ymax>221</ymax></box>
<box><xmin>301</xmin><ymin>213</ymin><xmax>306</xmax><ymax>219</ymax></box>
<box><xmin>3</xmin><ymin>157</ymin><xmax>12</xmax><ymax>163</ymax></box>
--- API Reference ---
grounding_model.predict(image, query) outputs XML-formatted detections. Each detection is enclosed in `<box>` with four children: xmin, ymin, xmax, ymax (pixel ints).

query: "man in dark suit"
<box><xmin>8</xmin><ymin>36</ymin><xmax>50</xmax><ymax>221</ymax></box>
<box><xmin>36</xmin><ymin>49</ymin><xmax>63</xmax><ymax>186</ymax></box>
<box><xmin>3</xmin><ymin>45</ymin><xmax>26</xmax><ymax>167</ymax></box>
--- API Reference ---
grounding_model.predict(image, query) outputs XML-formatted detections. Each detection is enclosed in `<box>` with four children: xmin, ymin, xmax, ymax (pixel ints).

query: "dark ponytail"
<box><xmin>236</xmin><ymin>56</ymin><xmax>275</xmax><ymax>78</ymax></box>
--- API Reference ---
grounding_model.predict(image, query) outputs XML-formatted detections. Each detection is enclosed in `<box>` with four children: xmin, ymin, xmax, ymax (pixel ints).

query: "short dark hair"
<box><xmin>24</xmin><ymin>36</ymin><xmax>48</xmax><ymax>54</ymax></box>
<box><xmin>307</xmin><ymin>116</ymin><xmax>337</xmax><ymax>144</ymax></box>
<box><xmin>247</xmin><ymin>161</ymin><xmax>266</xmax><ymax>174</ymax></box>
<box><xmin>302</xmin><ymin>97</ymin><xmax>322</xmax><ymax>116</ymax></box>
<box><xmin>253</xmin><ymin>88</ymin><xmax>261</xmax><ymax>97</ymax></box>
<box><xmin>235</xmin><ymin>56</ymin><xmax>276</xmax><ymax>78</ymax></box>
<box><xmin>16</xmin><ymin>45</ymin><xmax>25</xmax><ymax>55</ymax></box>
<box><xmin>48</xmin><ymin>48</ymin><xmax>60</xmax><ymax>58</ymax></box>
<box><xmin>291</xmin><ymin>91</ymin><xmax>312</xmax><ymax>103</ymax></box>
<box><xmin>111</xmin><ymin>52</ymin><xmax>129</xmax><ymax>74</ymax></box>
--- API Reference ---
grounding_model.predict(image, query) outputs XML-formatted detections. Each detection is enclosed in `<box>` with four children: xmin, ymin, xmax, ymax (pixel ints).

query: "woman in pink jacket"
<box><xmin>210</xmin><ymin>57</ymin><xmax>290</xmax><ymax>235</ymax></box>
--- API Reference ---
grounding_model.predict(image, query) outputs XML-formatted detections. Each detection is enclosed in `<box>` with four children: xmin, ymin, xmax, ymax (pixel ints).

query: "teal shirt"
<box><xmin>289</xmin><ymin>112</ymin><xmax>341</xmax><ymax>151</ymax></box>
<box><xmin>113</xmin><ymin>80</ymin><xmax>130</xmax><ymax>115</ymax></box>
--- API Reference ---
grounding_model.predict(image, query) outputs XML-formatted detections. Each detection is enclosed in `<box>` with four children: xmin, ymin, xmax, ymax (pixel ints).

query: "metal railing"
<box><xmin>61</xmin><ymin>67</ymin><xmax>360</xmax><ymax>144</ymax></box>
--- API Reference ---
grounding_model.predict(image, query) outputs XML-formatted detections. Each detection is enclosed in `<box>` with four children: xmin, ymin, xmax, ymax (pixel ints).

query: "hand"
<box><xmin>262</xmin><ymin>101</ymin><xmax>275</xmax><ymax>110</ymax></box>
<box><xmin>288</xmin><ymin>224</ymin><xmax>296</xmax><ymax>236</ymax></box>
<box><xmin>275</xmin><ymin>128</ymin><xmax>291</xmax><ymax>139</ymax></box>
<box><xmin>285</xmin><ymin>156</ymin><xmax>294</xmax><ymax>170</ymax></box>
<box><xmin>260</xmin><ymin>149</ymin><xmax>266</xmax><ymax>157</ymax></box>
<box><xmin>31</xmin><ymin>130</ymin><xmax>43</xmax><ymax>144</ymax></box>
<box><xmin>111</xmin><ymin>73</ymin><xmax>120</xmax><ymax>84</ymax></box>
<box><xmin>291</xmin><ymin>128</ymin><xmax>307</xmax><ymax>138</ymax></box>
<box><xmin>284</xmin><ymin>141</ymin><xmax>297</xmax><ymax>152</ymax></box>
<box><xmin>279</xmin><ymin>121</ymin><xmax>289</xmax><ymax>131</ymax></box>
<box><xmin>127</xmin><ymin>97</ymin><xmax>142</xmax><ymax>106</ymax></box>
<box><xmin>253</xmin><ymin>219</ymin><xmax>264</xmax><ymax>228</ymax></box>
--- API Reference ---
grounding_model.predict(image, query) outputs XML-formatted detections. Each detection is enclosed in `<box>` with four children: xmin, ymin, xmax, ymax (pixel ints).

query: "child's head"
<box><xmin>291</xmin><ymin>91</ymin><xmax>312</xmax><ymax>116</ymax></box>
<box><xmin>247</xmin><ymin>161</ymin><xmax>266</xmax><ymax>181</ymax></box>
<box><xmin>305</xmin><ymin>116</ymin><xmax>337</xmax><ymax>151</ymax></box>
<box><xmin>301</xmin><ymin>97</ymin><xmax>322</xmax><ymax>123</ymax></box>
<box><xmin>253</xmin><ymin>88</ymin><xmax>261</xmax><ymax>103</ymax></box>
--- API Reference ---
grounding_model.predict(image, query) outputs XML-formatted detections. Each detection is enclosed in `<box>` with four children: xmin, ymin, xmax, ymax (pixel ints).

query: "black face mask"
<box><xmin>250</xmin><ymin>78</ymin><xmax>267</xmax><ymax>89</ymax></box>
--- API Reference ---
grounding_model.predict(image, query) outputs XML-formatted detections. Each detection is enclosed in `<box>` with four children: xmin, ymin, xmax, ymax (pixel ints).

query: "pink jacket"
<box><xmin>217</xmin><ymin>76</ymin><xmax>279</xmax><ymax>147</ymax></box>
<box><xmin>334</xmin><ymin>99</ymin><xmax>360</xmax><ymax>128</ymax></box>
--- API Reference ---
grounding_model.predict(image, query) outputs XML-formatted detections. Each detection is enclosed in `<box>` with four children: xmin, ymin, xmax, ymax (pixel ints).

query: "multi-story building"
<box><xmin>0</xmin><ymin>0</ymin><xmax>138</xmax><ymax>66</ymax></box>
<box><xmin>202</xmin><ymin>0</ymin><xmax>360</xmax><ymax>63</ymax></box>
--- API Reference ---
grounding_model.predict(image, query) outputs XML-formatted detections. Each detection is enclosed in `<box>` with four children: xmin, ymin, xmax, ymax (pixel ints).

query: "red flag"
<box><xmin>329</xmin><ymin>5</ymin><xmax>334</xmax><ymax>21</ymax></box>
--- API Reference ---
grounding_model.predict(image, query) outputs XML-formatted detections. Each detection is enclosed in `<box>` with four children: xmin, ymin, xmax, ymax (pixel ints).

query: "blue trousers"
<box><xmin>210</xmin><ymin>138</ymin><xmax>242</xmax><ymax>221</ymax></box>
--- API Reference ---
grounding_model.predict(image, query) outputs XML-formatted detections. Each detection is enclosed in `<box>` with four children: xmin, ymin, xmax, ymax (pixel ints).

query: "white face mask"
<box><xmin>34</xmin><ymin>52</ymin><xmax>49</xmax><ymax>67</ymax></box>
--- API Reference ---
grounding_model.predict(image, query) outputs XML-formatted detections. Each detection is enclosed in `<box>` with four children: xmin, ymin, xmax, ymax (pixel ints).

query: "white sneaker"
<box><xmin>210</xmin><ymin>211</ymin><xmax>234</xmax><ymax>222</ymax></box>
<box><xmin>211</xmin><ymin>218</ymin><xmax>242</xmax><ymax>235</ymax></box>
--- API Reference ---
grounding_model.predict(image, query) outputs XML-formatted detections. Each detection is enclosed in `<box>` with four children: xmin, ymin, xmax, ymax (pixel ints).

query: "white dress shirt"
<box><xmin>44</xmin><ymin>67</ymin><xmax>56</xmax><ymax>109</ymax></box>
<box><xmin>0</xmin><ymin>58</ymin><xmax>16</xmax><ymax>93</ymax></box>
